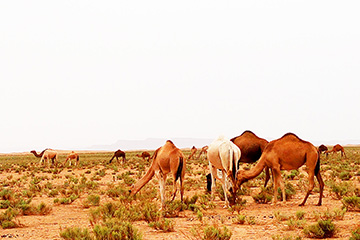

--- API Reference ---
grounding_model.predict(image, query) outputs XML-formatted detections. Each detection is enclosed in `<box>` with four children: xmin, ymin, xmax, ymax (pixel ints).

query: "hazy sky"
<box><xmin>1</xmin><ymin>1</ymin><xmax>359</xmax><ymax>153</ymax></box>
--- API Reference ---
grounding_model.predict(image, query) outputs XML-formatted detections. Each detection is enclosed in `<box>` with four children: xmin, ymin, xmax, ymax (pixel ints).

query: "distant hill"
<box><xmin>89</xmin><ymin>138</ymin><xmax>213</xmax><ymax>151</ymax></box>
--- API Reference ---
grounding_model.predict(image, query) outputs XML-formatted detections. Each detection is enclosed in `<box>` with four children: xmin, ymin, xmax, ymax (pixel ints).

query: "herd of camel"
<box><xmin>30</xmin><ymin>131</ymin><xmax>348</xmax><ymax>209</ymax></box>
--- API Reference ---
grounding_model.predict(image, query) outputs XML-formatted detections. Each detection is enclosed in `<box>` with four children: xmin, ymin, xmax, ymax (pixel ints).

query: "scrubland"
<box><xmin>0</xmin><ymin>147</ymin><xmax>360</xmax><ymax>239</ymax></box>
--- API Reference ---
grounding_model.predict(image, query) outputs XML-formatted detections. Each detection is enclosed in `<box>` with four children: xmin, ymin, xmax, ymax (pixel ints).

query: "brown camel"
<box><xmin>109</xmin><ymin>149</ymin><xmax>126</xmax><ymax>164</ymax></box>
<box><xmin>63</xmin><ymin>151</ymin><xmax>80</xmax><ymax>166</ymax></box>
<box><xmin>325</xmin><ymin>144</ymin><xmax>347</xmax><ymax>158</ymax></box>
<box><xmin>235</xmin><ymin>133</ymin><xmax>324</xmax><ymax>206</ymax></box>
<box><xmin>197</xmin><ymin>145</ymin><xmax>208</xmax><ymax>159</ymax></box>
<box><xmin>129</xmin><ymin>140</ymin><xmax>185</xmax><ymax>209</ymax></box>
<box><xmin>318</xmin><ymin>144</ymin><xmax>328</xmax><ymax>154</ymax></box>
<box><xmin>230</xmin><ymin>130</ymin><xmax>270</xmax><ymax>187</ymax></box>
<box><xmin>31</xmin><ymin>149</ymin><xmax>58</xmax><ymax>167</ymax></box>
<box><xmin>136</xmin><ymin>151</ymin><xmax>151</xmax><ymax>161</ymax></box>
<box><xmin>208</xmin><ymin>136</ymin><xmax>241</xmax><ymax>207</ymax></box>
<box><xmin>188</xmin><ymin>146</ymin><xmax>197</xmax><ymax>160</ymax></box>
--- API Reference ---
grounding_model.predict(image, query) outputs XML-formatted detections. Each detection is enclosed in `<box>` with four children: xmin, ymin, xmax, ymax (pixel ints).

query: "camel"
<box><xmin>129</xmin><ymin>140</ymin><xmax>186</xmax><ymax>209</ymax></box>
<box><xmin>136</xmin><ymin>151</ymin><xmax>151</xmax><ymax>161</ymax></box>
<box><xmin>197</xmin><ymin>145</ymin><xmax>208</xmax><ymax>159</ymax></box>
<box><xmin>235</xmin><ymin>133</ymin><xmax>324</xmax><ymax>206</ymax></box>
<box><xmin>109</xmin><ymin>149</ymin><xmax>126</xmax><ymax>164</ymax></box>
<box><xmin>318</xmin><ymin>144</ymin><xmax>328</xmax><ymax>154</ymax></box>
<box><xmin>30</xmin><ymin>149</ymin><xmax>58</xmax><ymax>167</ymax></box>
<box><xmin>325</xmin><ymin>144</ymin><xmax>347</xmax><ymax>158</ymax></box>
<box><xmin>230</xmin><ymin>130</ymin><xmax>270</xmax><ymax>187</ymax></box>
<box><xmin>207</xmin><ymin>136</ymin><xmax>241</xmax><ymax>207</ymax></box>
<box><xmin>63</xmin><ymin>151</ymin><xmax>80</xmax><ymax>166</ymax></box>
<box><xmin>188</xmin><ymin>146</ymin><xmax>197</xmax><ymax>160</ymax></box>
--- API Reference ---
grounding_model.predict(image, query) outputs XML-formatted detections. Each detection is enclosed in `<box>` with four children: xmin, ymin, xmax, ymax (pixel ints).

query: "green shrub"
<box><xmin>202</xmin><ymin>224</ymin><xmax>232</xmax><ymax>240</ymax></box>
<box><xmin>148</xmin><ymin>218</ymin><xmax>175</xmax><ymax>232</ymax></box>
<box><xmin>350</xmin><ymin>227</ymin><xmax>360</xmax><ymax>240</ymax></box>
<box><xmin>342</xmin><ymin>196</ymin><xmax>360</xmax><ymax>211</ymax></box>
<box><xmin>303</xmin><ymin>220</ymin><xmax>336</xmax><ymax>238</ymax></box>
<box><xmin>93</xmin><ymin>220</ymin><xmax>142</xmax><ymax>240</ymax></box>
<box><xmin>233</xmin><ymin>214</ymin><xmax>246</xmax><ymax>224</ymax></box>
<box><xmin>60</xmin><ymin>227</ymin><xmax>93</xmax><ymax>240</ymax></box>
<box><xmin>328</xmin><ymin>181</ymin><xmax>355</xmax><ymax>199</ymax></box>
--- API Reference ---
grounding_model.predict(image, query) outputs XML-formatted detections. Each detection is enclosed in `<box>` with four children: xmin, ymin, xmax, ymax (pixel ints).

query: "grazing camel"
<box><xmin>31</xmin><ymin>149</ymin><xmax>58</xmax><ymax>167</ymax></box>
<box><xmin>136</xmin><ymin>151</ymin><xmax>151</xmax><ymax>161</ymax></box>
<box><xmin>207</xmin><ymin>136</ymin><xmax>241</xmax><ymax>207</ymax></box>
<box><xmin>235</xmin><ymin>133</ymin><xmax>324</xmax><ymax>206</ymax></box>
<box><xmin>318</xmin><ymin>144</ymin><xmax>328</xmax><ymax>154</ymax></box>
<box><xmin>230</xmin><ymin>130</ymin><xmax>270</xmax><ymax>187</ymax></box>
<box><xmin>188</xmin><ymin>146</ymin><xmax>197</xmax><ymax>160</ymax></box>
<box><xmin>197</xmin><ymin>146</ymin><xmax>208</xmax><ymax>159</ymax></box>
<box><xmin>109</xmin><ymin>149</ymin><xmax>126</xmax><ymax>164</ymax></box>
<box><xmin>325</xmin><ymin>144</ymin><xmax>347</xmax><ymax>158</ymax></box>
<box><xmin>129</xmin><ymin>140</ymin><xmax>186</xmax><ymax>208</ymax></box>
<box><xmin>63</xmin><ymin>151</ymin><xmax>80</xmax><ymax>166</ymax></box>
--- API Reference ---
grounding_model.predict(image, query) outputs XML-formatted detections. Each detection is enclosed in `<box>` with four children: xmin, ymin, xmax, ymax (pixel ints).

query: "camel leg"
<box><xmin>171</xmin><ymin>174</ymin><xmax>178</xmax><ymax>201</ymax></box>
<box><xmin>155</xmin><ymin>170</ymin><xmax>166</xmax><ymax>209</ymax></box>
<box><xmin>180</xmin><ymin>172</ymin><xmax>184</xmax><ymax>202</ymax></box>
<box><xmin>315</xmin><ymin>172</ymin><xmax>324</xmax><ymax>206</ymax></box>
<box><xmin>272</xmin><ymin>169</ymin><xmax>281</xmax><ymax>204</ymax></box>
<box><xmin>299</xmin><ymin>172</ymin><xmax>316</xmax><ymax>206</ymax></box>
<box><xmin>209</xmin><ymin>162</ymin><xmax>217</xmax><ymax>200</ymax></box>
<box><xmin>264</xmin><ymin>166</ymin><xmax>271</xmax><ymax>187</ymax></box>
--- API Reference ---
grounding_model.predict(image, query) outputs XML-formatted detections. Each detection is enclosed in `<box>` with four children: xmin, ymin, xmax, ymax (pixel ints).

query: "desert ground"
<box><xmin>0</xmin><ymin>146</ymin><xmax>360</xmax><ymax>240</ymax></box>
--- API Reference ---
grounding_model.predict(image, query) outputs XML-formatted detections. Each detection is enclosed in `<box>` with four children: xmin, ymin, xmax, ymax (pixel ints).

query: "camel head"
<box><xmin>128</xmin><ymin>184</ymin><xmax>136</xmax><ymax>196</ymax></box>
<box><xmin>235</xmin><ymin>169</ymin><xmax>249</xmax><ymax>189</ymax></box>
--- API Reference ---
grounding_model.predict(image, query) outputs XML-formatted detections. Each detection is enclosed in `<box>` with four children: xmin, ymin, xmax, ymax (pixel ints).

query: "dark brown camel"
<box><xmin>188</xmin><ymin>146</ymin><xmax>197</xmax><ymax>160</ymax></box>
<box><xmin>109</xmin><ymin>149</ymin><xmax>126</xmax><ymax>164</ymax></box>
<box><xmin>231</xmin><ymin>131</ymin><xmax>270</xmax><ymax>186</ymax></box>
<box><xmin>318</xmin><ymin>144</ymin><xmax>328</xmax><ymax>154</ymax></box>
<box><xmin>325</xmin><ymin>144</ymin><xmax>347</xmax><ymax>158</ymax></box>
<box><xmin>235</xmin><ymin>133</ymin><xmax>324</xmax><ymax>206</ymax></box>
<box><xmin>136</xmin><ymin>151</ymin><xmax>151</xmax><ymax>161</ymax></box>
<box><xmin>30</xmin><ymin>149</ymin><xmax>49</xmax><ymax>158</ymax></box>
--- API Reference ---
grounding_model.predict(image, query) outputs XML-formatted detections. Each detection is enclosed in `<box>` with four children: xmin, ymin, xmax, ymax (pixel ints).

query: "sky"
<box><xmin>1</xmin><ymin>1</ymin><xmax>359</xmax><ymax>153</ymax></box>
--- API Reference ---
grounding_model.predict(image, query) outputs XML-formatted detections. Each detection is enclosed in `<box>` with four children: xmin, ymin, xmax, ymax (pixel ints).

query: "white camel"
<box><xmin>207</xmin><ymin>136</ymin><xmax>241</xmax><ymax>207</ymax></box>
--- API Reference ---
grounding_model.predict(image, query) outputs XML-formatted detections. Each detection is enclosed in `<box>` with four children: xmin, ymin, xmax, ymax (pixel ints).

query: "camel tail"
<box><xmin>315</xmin><ymin>153</ymin><xmax>321</xmax><ymax>176</ymax></box>
<box><xmin>175</xmin><ymin>157</ymin><xmax>184</xmax><ymax>182</ymax></box>
<box><xmin>232</xmin><ymin>149</ymin><xmax>236</xmax><ymax>180</ymax></box>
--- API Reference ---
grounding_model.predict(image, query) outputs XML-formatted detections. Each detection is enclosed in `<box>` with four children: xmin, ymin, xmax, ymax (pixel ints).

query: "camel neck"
<box><xmin>243</xmin><ymin>159</ymin><xmax>266</xmax><ymax>180</ymax></box>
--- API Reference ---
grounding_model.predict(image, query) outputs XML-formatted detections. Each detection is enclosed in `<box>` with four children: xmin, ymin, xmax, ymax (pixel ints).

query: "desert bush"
<box><xmin>342</xmin><ymin>196</ymin><xmax>360</xmax><ymax>211</ymax></box>
<box><xmin>192</xmin><ymin>223</ymin><xmax>232</xmax><ymax>240</ymax></box>
<box><xmin>252</xmin><ymin>190</ymin><xmax>272</xmax><ymax>204</ymax></box>
<box><xmin>202</xmin><ymin>224</ymin><xmax>232</xmax><ymax>240</ymax></box>
<box><xmin>60</xmin><ymin>226</ymin><xmax>93</xmax><ymax>240</ymax></box>
<box><xmin>162</xmin><ymin>200</ymin><xmax>186</xmax><ymax>218</ymax></box>
<box><xmin>93</xmin><ymin>219</ymin><xmax>142</xmax><ymax>240</ymax></box>
<box><xmin>82</xmin><ymin>194</ymin><xmax>101</xmax><ymax>208</ymax></box>
<box><xmin>274</xmin><ymin>211</ymin><xmax>290</xmax><ymax>222</ymax></box>
<box><xmin>232</xmin><ymin>214</ymin><xmax>246</xmax><ymax>224</ymax></box>
<box><xmin>339</xmin><ymin>171</ymin><xmax>352</xmax><ymax>180</ymax></box>
<box><xmin>328</xmin><ymin>181</ymin><xmax>355</xmax><ymax>199</ymax></box>
<box><xmin>0</xmin><ymin>208</ymin><xmax>21</xmax><ymax>229</ymax></box>
<box><xmin>303</xmin><ymin>220</ymin><xmax>336</xmax><ymax>238</ymax></box>
<box><xmin>148</xmin><ymin>218</ymin><xmax>175</xmax><ymax>232</ymax></box>
<box><xmin>350</xmin><ymin>226</ymin><xmax>360</xmax><ymax>240</ymax></box>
